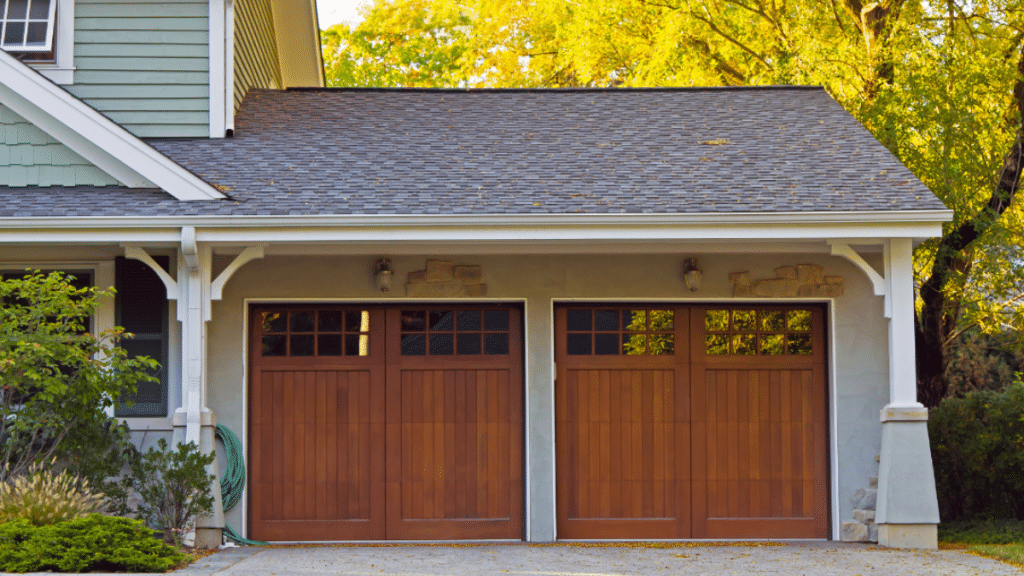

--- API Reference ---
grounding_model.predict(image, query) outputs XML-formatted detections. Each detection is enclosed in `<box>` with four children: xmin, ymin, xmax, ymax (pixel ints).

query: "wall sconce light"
<box><xmin>682</xmin><ymin>258</ymin><xmax>703</xmax><ymax>292</ymax></box>
<box><xmin>375</xmin><ymin>258</ymin><xmax>393</xmax><ymax>292</ymax></box>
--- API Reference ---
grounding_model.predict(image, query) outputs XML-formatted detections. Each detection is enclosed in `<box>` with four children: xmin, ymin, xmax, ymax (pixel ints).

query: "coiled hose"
<box><xmin>215</xmin><ymin>424</ymin><xmax>266</xmax><ymax>546</ymax></box>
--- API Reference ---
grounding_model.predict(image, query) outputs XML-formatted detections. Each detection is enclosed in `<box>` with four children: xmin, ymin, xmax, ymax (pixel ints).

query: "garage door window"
<box><xmin>260</xmin><ymin>309</ymin><xmax>371</xmax><ymax>357</ymax></box>
<box><xmin>565</xmin><ymin>308</ymin><xmax>674</xmax><ymax>356</ymax></box>
<box><xmin>705</xmin><ymin>309</ymin><xmax>813</xmax><ymax>356</ymax></box>
<box><xmin>400</xmin><ymin>309</ymin><xmax>509</xmax><ymax>356</ymax></box>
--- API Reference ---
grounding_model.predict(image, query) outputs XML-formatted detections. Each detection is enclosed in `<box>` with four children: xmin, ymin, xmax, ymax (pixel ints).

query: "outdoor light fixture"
<box><xmin>682</xmin><ymin>258</ymin><xmax>703</xmax><ymax>292</ymax></box>
<box><xmin>375</xmin><ymin>258</ymin><xmax>393</xmax><ymax>292</ymax></box>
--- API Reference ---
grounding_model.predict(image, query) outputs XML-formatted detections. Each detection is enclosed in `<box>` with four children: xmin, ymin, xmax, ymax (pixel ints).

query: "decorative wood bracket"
<box><xmin>124</xmin><ymin>242</ymin><xmax>264</xmax><ymax>303</ymax></box>
<box><xmin>123</xmin><ymin>246</ymin><xmax>179</xmax><ymax>300</ymax></box>
<box><xmin>211</xmin><ymin>245</ymin><xmax>264</xmax><ymax>301</ymax></box>
<box><xmin>828</xmin><ymin>240</ymin><xmax>892</xmax><ymax>318</ymax></box>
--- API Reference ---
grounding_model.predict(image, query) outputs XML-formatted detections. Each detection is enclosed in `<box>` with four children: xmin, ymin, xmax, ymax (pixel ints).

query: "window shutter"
<box><xmin>114</xmin><ymin>256</ymin><xmax>169</xmax><ymax>417</ymax></box>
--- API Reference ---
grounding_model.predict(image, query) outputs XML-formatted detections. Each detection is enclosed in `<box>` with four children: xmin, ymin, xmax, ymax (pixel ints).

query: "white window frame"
<box><xmin>15</xmin><ymin>0</ymin><xmax>74</xmax><ymax>84</ymax></box>
<box><xmin>0</xmin><ymin>0</ymin><xmax>56</xmax><ymax>52</ymax></box>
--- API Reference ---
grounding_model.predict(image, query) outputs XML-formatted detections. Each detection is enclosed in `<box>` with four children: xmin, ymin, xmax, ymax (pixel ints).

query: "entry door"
<box><xmin>555</xmin><ymin>305</ymin><xmax>828</xmax><ymax>540</ymax></box>
<box><xmin>249</xmin><ymin>305</ymin><xmax>523</xmax><ymax>542</ymax></box>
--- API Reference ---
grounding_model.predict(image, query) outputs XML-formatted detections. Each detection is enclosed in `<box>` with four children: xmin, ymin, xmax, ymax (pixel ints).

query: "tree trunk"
<box><xmin>915</xmin><ymin>45</ymin><xmax>1024</xmax><ymax>407</ymax></box>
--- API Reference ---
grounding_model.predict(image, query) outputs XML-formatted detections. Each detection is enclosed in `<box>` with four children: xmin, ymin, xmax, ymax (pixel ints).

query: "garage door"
<box><xmin>555</xmin><ymin>305</ymin><xmax>828</xmax><ymax>539</ymax></box>
<box><xmin>249</xmin><ymin>305</ymin><xmax>523</xmax><ymax>541</ymax></box>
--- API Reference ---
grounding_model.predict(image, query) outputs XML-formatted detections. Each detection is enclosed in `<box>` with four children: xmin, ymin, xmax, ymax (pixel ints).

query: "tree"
<box><xmin>324</xmin><ymin>0</ymin><xmax>1024</xmax><ymax>405</ymax></box>
<box><xmin>0</xmin><ymin>271</ymin><xmax>158</xmax><ymax>481</ymax></box>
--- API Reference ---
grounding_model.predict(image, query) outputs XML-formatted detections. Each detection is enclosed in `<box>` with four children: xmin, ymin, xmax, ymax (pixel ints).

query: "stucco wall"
<box><xmin>207</xmin><ymin>251</ymin><xmax>889</xmax><ymax>541</ymax></box>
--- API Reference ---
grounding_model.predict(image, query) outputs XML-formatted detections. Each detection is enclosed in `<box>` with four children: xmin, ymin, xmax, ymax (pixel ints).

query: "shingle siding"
<box><xmin>66</xmin><ymin>0</ymin><xmax>210</xmax><ymax>138</ymax></box>
<box><xmin>233</xmin><ymin>0</ymin><xmax>281</xmax><ymax>113</ymax></box>
<box><xmin>0</xmin><ymin>104</ymin><xmax>120</xmax><ymax>187</ymax></box>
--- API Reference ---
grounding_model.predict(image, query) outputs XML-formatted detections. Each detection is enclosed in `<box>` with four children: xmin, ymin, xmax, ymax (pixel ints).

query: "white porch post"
<box><xmin>128</xmin><ymin>238</ymin><xmax>262</xmax><ymax>548</ymax></box>
<box><xmin>875</xmin><ymin>238</ymin><xmax>940</xmax><ymax>549</ymax></box>
<box><xmin>166</xmin><ymin>230</ymin><xmax>224</xmax><ymax>549</ymax></box>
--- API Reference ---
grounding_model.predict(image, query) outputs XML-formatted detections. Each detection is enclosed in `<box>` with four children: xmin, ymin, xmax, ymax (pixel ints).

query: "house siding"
<box><xmin>66</xmin><ymin>0</ymin><xmax>210</xmax><ymax>138</ymax></box>
<box><xmin>0</xmin><ymin>104</ymin><xmax>120</xmax><ymax>187</ymax></box>
<box><xmin>233</xmin><ymin>0</ymin><xmax>281</xmax><ymax>112</ymax></box>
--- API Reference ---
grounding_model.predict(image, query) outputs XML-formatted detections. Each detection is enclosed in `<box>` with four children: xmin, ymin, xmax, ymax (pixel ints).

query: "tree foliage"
<box><xmin>0</xmin><ymin>271</ymin><xmax>158</xmax><ymax>481</ymax></box>
<box><xmin>324</xmin><ymin>0</ymin><xmax>1024</xmax><ymax>404</ymax></box>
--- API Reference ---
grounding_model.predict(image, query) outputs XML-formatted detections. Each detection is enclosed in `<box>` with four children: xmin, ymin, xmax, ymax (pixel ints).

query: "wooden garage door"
<box><xmin>555</xmin><ymin>305</ymin><xmax>828</xmax><ymax>539</ymax></box>
<box><xmin>249</xmin><ymin>305</ymin><xmax>523</xmax><ymax>541</ymax></box>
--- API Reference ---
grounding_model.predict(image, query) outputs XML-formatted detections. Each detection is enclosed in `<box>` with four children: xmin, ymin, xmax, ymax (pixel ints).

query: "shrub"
<box><xmin>119</xmin><ymin>438</ymin><xmax>215</xmax><ymax>544</ymax></box>
<box><xmin>0</xmin><ymin>514</ymin><xmax>183</xmax><ymax>573</ymax></box>
<box><xmin>929</xmin><ymin>377</ymin><xmax>1024</xmax><ymax>521</ymax></box>
<box><xmin>0</xmin><ymin>462</ymin><xmax>103</xmax><ymax>526</ymax></box>
<box><xmin>0</xmin><ymin>271</ymin><xmax>159</xmax><ymax>480</ymax></box>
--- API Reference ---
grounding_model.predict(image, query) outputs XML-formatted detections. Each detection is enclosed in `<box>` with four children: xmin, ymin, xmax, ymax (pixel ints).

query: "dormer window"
<box><xmin>1</xmin><ymin>0</ymin><xmax>56</xmax><ymax>53</ymax></box>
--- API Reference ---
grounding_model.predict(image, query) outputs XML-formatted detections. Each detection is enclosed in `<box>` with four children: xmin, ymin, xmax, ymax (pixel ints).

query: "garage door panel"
<box><xmin>692</xmin><ymin>305</ymin><xmax>828</xmax><ymax>539</ymax></box>
<box><xmin>558</xmin><ymin>364</ymin><xmax>689</xmax><ymax>537</ymax></box>
<box><xmin>384</xmin><ymin>307</ymin><xmax>523</xmax><ymax>540</ymax></box>
<box><xmin>557</xmin><ymin>304</ymin><xmax>826</xmax><ymax>540</ymax></box>
<box><xmin>249</xmin><ymin>364</ymin><xmax>385</xmax><ymax>541</ymax></box>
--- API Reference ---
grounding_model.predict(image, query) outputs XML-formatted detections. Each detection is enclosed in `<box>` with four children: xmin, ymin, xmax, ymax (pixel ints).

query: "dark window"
<box><xmin>259</xmin><ymin>308</ymin><xmax>371</xmax><ymax>357</ymax></box>
<box><xmin>114</xmin><ymin>257</ymin><xmax>170</xmax><ymax>417</ymax></box>
<box><xmin>400</xmin><ymin>308</ymin><xmax>511</xmax><ymax>356</ymax></box>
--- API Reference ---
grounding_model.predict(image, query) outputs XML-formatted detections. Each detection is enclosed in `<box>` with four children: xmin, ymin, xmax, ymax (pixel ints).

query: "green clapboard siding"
<box><xmin>0</xmin><ymin>104</ymin><xmax>121</xmax><ymax>187</ymax></box>
<box><xmin>233</xmin><ymin>0</ymin><xmax>281</xmax><ymax>112</ymax></box>
<box><xmin>66</xmin><ymin>0</ymin><xmax>210</xmax><ymax>138</ymax></box>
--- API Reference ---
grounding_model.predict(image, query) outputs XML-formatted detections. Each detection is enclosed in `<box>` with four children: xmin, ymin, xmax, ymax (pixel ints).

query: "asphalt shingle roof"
<box><xmin>0</xmin><ymin>87</ymin><xmax>947</xmax><ymax>218</ymax></box>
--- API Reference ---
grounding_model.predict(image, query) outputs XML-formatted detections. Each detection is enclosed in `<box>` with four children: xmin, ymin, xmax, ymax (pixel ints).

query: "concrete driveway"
<box><xmin>177</xmin><ymin>542</ymin><xmax>1020</xmax><ymax>576</ymax></box>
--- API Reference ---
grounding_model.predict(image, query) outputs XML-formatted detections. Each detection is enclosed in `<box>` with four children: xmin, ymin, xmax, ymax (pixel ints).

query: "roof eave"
<box><xmin>0</xmin><ymin>52</ymin><xmax>225</xmax><ymax>201</ymax></box>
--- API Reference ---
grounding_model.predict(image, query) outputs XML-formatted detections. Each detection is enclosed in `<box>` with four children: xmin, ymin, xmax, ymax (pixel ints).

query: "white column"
<box><xmin>875</xmin><ymin>238</ymin><xmax>939</xmax><ymax>549</ymax></box>
<box><xmin>170</xmin><ymin>243</ymin><xmax>224</xmax><ymax>548</ymax></box>
<box><xmin>885</xmin><ymin>239</ymin><xmax>919</xmax><ymax>407</ymax></box>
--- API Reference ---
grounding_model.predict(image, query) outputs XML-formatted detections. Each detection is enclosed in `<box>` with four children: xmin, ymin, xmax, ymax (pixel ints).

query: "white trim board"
<box><xmin>0</xmin><ymin>210</ymin><xmax>954</xmax><ymax>230</ymax></box>
<box><xmin>0</xmin><ymin>51</ymin><xmax>225</xmax><ymax>201</ymax></box>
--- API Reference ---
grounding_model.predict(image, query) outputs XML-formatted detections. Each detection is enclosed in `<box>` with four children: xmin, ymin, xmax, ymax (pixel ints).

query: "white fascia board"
<box><xmin>0</xmin><ymin>51</ymin><xmax>225</xmax><ymax>201</ymax></box>
<box><xmin>0</xmin><ymin>210</ymin><xmax>951</xmax><ymax>244</ymax></box>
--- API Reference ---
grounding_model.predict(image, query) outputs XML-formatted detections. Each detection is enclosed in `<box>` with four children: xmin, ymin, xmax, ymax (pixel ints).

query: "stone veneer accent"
<box><xmin>406</xmin><ymin>259</ymin><xmax>487</xmax><ymax>298</ymax></box>
<box><xmin>730</xmin><ymin>264</ymin><xmax>844</xmax><ymax>298</ymax></box>
<box><xmin>842</xmin><ymin>474</ymin><xmax>879</xmax><ymax>543</ymax></box>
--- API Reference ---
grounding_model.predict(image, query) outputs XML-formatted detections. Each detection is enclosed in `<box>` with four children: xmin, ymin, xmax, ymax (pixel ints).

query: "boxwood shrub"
<box><xmin>0</xmin><ymin>514</ymin><xmax>184</xmax><ymax>573</ymax></box>
<box><xmin>929</xmin><ymin>378</ymin><xmax>1024</xmax><ymax>521</ymax></box>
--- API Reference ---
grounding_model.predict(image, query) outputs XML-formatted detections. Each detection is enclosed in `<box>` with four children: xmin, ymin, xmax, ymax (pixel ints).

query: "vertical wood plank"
<box><xmin>780</xmin><ymin>369</ymin><xmax>793</xmax><ymax>518</ymax></box>
<box><xmin>304</xmin><ymin>372</ymin><xmax>317</xmax><ymax>520</ymax></box>
<box><xmin>727</xmin><ymin>370</ymin><xmax>739</xmax><ymax>519</ymax></box>
<box><xmin>608</xmin><ymin>370</ymin><xmax>622</xmax><ymax>520</ymax></box>
<box><xmin>599</xmin><ymin>370</ymin><xmax>611</xmax><ymax>519</ymax></box>
<box><xmin>769</xmin><ymin>369</ymin><xmax>783</xmax><ymax>518</ymax></box>
<box><xmin>736</xmin><ymin>369</ymin><xmax>750</xmax><ymax>519</ymax></box>
<box><xmin>577</xmin><ymin>370</ymin><xmax>590</xmax><ymax>519</ymax></box>
<box><xmin>476</xmin><ymin>369</ymin><xmax>489</xmax><ymax>519</ymax></box>
<box><xmin>498</xmin><ymin>370</ymin><xmax>511</xmax><ymax>521</ymax></box>
<box><xmin>325</xmin><ymin>371</ymin><xmax>338</xmax><ymax>521</ymax></box>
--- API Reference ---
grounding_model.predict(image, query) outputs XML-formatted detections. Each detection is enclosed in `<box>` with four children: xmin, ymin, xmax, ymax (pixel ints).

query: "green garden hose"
<box><xmin>215</xmin><ymin>424</ymin><xmax>266</xmax><ymax>546</ymax></box>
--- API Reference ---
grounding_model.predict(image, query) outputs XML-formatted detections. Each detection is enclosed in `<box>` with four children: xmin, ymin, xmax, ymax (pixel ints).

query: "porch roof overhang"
<box><xmin>0</xmin><ymin>209</ymin><xmax>950</xmax><ymax>247</ymax></box>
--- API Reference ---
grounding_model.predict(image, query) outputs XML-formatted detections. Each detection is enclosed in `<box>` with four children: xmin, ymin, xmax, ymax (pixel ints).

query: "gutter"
<box><xmin>0</xmin><ymin>210</ymin><xmax>955</xmax><ymax>229</ymax></box>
